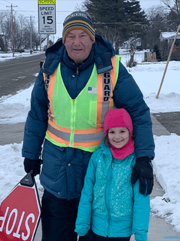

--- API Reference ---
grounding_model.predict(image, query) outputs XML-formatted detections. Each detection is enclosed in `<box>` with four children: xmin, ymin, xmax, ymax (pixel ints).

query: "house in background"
<box><xmin>160</xmin><ymin>32</ymin><xmax>180</xmax><ymax>60</ymax></box>
<box><xmin>160</xmin><ymin>32</ymin><xmax>180</xmax><ymax>47</ymax></box>
<box><xmin>122</xmin><ymin>37</ymin><xmax>141</xmax><ymax>49</ymax></box>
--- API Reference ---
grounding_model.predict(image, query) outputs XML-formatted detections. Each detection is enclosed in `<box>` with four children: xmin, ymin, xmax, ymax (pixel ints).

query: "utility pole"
<box><xmin>30</xmin><ymin>16</ymin><xmax>35</xmax><ymax>53</ymax></box>
<box><xmin>47</xmin><ymin>34</ymin><xmax>49</xmax><ymax>49</ymax></box>
<box><xmin>6</xmin><ymin>4</ymin><xmax>17</xmax><ymax>57</ymax></box>
<box><xmin>30</xmin><ymin>16</ymin><xmax>32</xmax><ymax>53</ymax></box>
<box><xmin>40</xmin><ymin>34</ymin><xmax>41</xmax><ymax>52</ymax></box>
<box><xmin>25</xmin><ymin>16</ymin><xmax>35</xmax><ymax>53</ymax></box>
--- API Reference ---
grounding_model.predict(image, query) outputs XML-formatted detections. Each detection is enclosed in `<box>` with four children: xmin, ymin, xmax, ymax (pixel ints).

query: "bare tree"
<box><xmin>162</xmin><ymin>0</ymin><xmax>180</xmax><ymax>14</ymax></box>
<box><xmin>143</xmin><ymin>6</ymin><xmax>169</xmax><ymax>50</ymax></box>
<box><xmin>0</xmin><ymin>10</ymin><xmax>39</xmax><ymax>52</ymax></box>
<box><xmin>13</xmin><ymin>13</ymin><xmax>29</xmax><ymax>49</ymax></box>
<box><xmin>1</xmin><ymin>12</ymin><xmax>12</xmax><ymax>51</ymax></box>
<box><xmin>162</xmin><ymin>0</ymin><xmax>180</xmax><ymax>30</ymax></box>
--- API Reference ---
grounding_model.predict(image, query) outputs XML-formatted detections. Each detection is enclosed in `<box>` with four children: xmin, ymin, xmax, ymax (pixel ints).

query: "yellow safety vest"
<box><xmin>43</xmin><ymin>55</ymin><xmax>120</xmax><ymax>152</ymax></box>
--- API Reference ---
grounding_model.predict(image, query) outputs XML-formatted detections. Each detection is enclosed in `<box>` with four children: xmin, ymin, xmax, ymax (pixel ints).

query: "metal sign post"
<box><xmin>38</xmin><ymin>0</ymin><xmax>56</xmax><ymax>35</ymax></box>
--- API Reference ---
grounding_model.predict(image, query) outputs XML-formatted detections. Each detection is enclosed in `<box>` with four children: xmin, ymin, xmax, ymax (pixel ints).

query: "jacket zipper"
<box><xmin>76</xmin><ymin>67</ymin><xmax>79</xmax><ymax>75</ymax></box>
<box><xmin>105</xmin><ymin>157</ymin><xmax>114</xmax><ymax>236</ymax></box>
<box><xmin>70</xmin><ymin>67</ymin><xmax>78</xmax><ymax>146</ymax></box>
<box><xmin>70</xmin><ymin>99</ymin><xmax>75</xmax><ymax>147</ymax></box>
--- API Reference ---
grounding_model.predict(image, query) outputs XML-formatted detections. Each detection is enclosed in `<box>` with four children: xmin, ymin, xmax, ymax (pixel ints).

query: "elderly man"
<box><xmin>22</xmin><ymin>11</ymin><xmax>154</xmax><ymax>241</ymax></box>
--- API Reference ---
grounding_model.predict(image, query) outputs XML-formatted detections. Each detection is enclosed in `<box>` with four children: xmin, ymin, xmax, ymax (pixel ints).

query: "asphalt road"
<box><xmin>0</xmin><ymin>53</ymin><xmax>45</xmax><ymax>97</ymax></box>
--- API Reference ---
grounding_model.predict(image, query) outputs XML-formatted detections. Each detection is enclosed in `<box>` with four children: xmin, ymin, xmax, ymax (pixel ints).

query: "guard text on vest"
<box><xmin>103</xmin><ymin>72</ymin><xmax>111</xmax><ymax>101</ymax></box>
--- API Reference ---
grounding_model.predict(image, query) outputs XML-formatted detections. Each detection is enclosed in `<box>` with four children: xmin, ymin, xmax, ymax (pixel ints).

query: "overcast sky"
<box><xmin>0</xmin><ymin>0</ymin><xmax>163</xmax><ymax>41</ymax></box>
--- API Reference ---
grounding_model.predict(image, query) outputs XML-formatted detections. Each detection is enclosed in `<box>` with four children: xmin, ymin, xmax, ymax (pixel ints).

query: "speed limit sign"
<box><xmin>38</xmin><ymin>0</ymin><xmax>56</xmax><ymax>34</ymax></box>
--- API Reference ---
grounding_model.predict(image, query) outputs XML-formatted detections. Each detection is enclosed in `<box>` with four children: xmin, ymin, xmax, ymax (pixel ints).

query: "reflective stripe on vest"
<box><xmin>43</xmin><ymin>55</ymin><xmax>120</xmax><ymax>152</ymax></box>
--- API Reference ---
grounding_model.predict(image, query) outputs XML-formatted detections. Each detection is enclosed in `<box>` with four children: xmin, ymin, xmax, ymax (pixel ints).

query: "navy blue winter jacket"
<box><xmin>22</xmin><ymin>34</ymin><xmax>155</xmax><ymax>199</ymax></box>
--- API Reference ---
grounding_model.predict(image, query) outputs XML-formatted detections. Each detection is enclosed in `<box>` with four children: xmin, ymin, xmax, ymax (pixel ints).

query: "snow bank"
<box><xmin>0</xmin><ymin>142</ymin><xmax>42</xmax><ymax>203</ymax></box>
<box><xmin>151</xmin><ymin>134</ymin><xmax>180</xmax><ymax>232</ymax></box>
<box><xmin>0</xmin><ymin>51</ymin><xmax>43</xmax><ymax>62</ymax></box>
<box><xmin>0</xmin><ymin>74</ymin><xmax>38</xmax><ymax>124</ymax></box>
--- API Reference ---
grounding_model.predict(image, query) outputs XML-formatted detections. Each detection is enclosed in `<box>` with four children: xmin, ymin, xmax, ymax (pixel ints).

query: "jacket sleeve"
<box><xmin>22</xmin><ymin>69</ymin><xmax>49</xmax><ymax>160</ymax></box>
<box><xmin>75</xmin><ymin>152</ymin><xmax>97</xmax><ymax>236</ymax></box>
<box><xmin>132</xmin><ymin>179</ymin><xmax>150</xmax><ymax>241</ymax></box>
<box><xmin>113</xmin><ymin>62</ymin><xmax>155</xmax><ymax>159</ymax></box>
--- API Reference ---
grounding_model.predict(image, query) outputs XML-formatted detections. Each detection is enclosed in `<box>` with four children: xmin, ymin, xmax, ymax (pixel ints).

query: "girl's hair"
<box><xmin>104</xmin><ymin>130</ymin><xmax>110</xmax><ymax>147</ymax></box>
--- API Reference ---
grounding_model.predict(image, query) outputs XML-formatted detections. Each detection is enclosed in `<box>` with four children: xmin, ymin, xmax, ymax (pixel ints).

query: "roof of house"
<box><xmin>123</xmin><ymin>37</ymin><xmax>141</xmax><ymax>44</ymax></box>
<box><xmin>160</xmin><ymin>32</ymin><xmax>180</xmax><ymax>41</ymax></box>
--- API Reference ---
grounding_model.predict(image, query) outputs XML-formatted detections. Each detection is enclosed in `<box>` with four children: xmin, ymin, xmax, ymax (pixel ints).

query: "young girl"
<box><xmin>75</xmin><ymin>108</ymin><xmax>150</xmax><ymax>241</ymax></box>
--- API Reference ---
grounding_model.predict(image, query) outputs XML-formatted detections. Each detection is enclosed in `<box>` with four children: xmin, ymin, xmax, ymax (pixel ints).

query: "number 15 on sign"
<box><xmin>42</xmin><ymin>16</ymin><xmax>53</xmax><ymax>24</ymax></box>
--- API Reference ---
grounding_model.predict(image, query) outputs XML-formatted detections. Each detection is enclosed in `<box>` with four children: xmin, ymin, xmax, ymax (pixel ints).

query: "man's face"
<box><xmin>64</xmin><ymin>29</ymin><xmax>94</xmax><ymax>64</ymax></box>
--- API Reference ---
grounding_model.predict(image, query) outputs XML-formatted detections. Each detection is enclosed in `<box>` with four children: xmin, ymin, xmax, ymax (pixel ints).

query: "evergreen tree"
<box><xmin>83</xmin><ymin>0</ymin><xmax>148</xmax><ymax>52</ymax></box>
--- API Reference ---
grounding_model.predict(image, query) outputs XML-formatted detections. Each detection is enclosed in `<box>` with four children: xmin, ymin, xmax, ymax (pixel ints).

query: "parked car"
<box><xmin>15</xmin><ymin>48</ymin><xmax>25</xmax><ymax>53</ymax></box>
<box><xmin>24</xmin><ymin>48</ymin><xmax>33</xmax><ymax>53</ymax></box>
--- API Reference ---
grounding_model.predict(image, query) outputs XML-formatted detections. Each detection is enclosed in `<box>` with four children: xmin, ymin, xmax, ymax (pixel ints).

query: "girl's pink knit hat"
<box><xmin>103</xmin><ymin>108</ymin><xmax>133</xmax><ymax>134</ymax></box>
<box><xmin>103</xmin><ymin>108</ymin><xmax>134</xmax><ymax>159</ymax></box>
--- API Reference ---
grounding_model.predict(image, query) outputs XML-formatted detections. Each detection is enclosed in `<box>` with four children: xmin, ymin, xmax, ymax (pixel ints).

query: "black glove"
<box><xmin>24</xmin><ymin>158</ymin><xmax>42</xmax><ymax>176</ymax></box>
<box><xmin>131</xmin><ymin>157</ymin><xmax>154</xmax><ymax>196</ymax></box>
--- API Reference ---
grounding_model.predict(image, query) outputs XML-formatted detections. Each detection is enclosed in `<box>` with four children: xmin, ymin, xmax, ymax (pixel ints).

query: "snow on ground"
<box><xmin>0</xmin><ymin>51</ymin><xmax>43</xmax><ymax>62</ymax></box>
<box><xmin>0</xmin><ymin>142</ymin><xmax>42</xmax><ymax>202</ymax></box>
<box><xmin>120</xmin><ymin>50</ymin><xmax>180</xmax><ymax>113</ymax></box>
<box><xmin>0</xmin><ymin>51</ymin><xmax>180</xmax><ymax>232</ymax></box>
<box><xmin>152</xmin><ymin>134</ymin><xmax>180</xmax><ymax>232</ymax></box>
<box><xmin>0</xmin><ymin>85</ymin><xmax>34</xmax><ymax>124</ymax></box>
<box><xmin>130</xmin><ymin>62</ymin><xmax>180</xmax><ymax>113</ymax></box>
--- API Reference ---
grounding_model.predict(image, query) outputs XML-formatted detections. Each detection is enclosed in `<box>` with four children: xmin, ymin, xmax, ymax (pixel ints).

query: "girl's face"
<box><xmin>108</xmin><ymin>127</ymin><xmax>130</xmax><ymax>148</ymax></box>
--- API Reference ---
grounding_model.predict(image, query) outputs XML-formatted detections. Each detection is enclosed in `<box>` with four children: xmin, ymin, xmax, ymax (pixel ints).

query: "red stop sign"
<box><xmin>0</xmin><ymin>179</ymin><xmax>41</xmax><ymax>241</ymax></box>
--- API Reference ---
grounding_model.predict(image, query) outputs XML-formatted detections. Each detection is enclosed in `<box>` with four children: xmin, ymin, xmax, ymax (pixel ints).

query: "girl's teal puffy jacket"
<box><xmin>75</xmin><ymin>141</ymin><xmax>150</xmax><ymax>241</ymax></box>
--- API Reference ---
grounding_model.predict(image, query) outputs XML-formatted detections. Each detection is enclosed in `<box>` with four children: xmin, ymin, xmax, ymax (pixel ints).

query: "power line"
<box><xmin>0</xmin><ymin>0</ymin><xmax>162</xmax><ymax>0</ymax></box>
<box><xmin>0</xmin><ymin>0</ymin><xmax>82</xmax><ymax>0</ymax></box>
<box><xmin>13</xmin><ymin>10</ymin><xmax>72</xmax><ymax>12</ymax></box>
<box><xmin>1</xmin><ymin>2</ymin><xmax>7</xmax><ymax>6</ymax></box>
<box><xmin>16</xmin><ymin>5</ymin><xmax>31</xmax><ymax>16</ymax></box>
<box><xmin>2</xmin><ymin>0</ymin><xmax>11</xmax><ymax>4</ymax></box>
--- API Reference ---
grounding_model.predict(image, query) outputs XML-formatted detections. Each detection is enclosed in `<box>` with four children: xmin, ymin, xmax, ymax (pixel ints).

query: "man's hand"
<box><xmin>24</xmin><ymin>158</ymin><xmax>42</xmax><ymax>176</ymax></box>
<box><xmin>131</xmin><ymin>157</ymin><xmax>154</xmax><ymax>196</ymax></box>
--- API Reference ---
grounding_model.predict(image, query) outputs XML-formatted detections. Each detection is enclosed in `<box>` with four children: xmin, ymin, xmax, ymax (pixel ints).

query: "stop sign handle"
<box><xmin>20</xmin><ymin>170</ymin><xmax>35</xmax><ymax>187</ymax></box>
